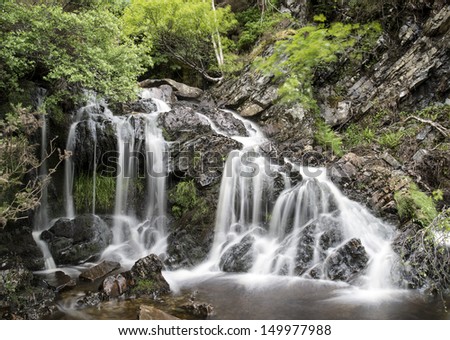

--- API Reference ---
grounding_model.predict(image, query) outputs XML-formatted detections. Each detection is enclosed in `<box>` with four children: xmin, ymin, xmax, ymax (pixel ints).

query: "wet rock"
<box><xmin>294</xmin><ymin>225</ymin><xmax>316</xmax><ymax>275</ymax></box>
<box><xmin>41</xmin><ymin>214</ymin><xmax>112</xmax><ymax>265</ymax></box>
<box><xmin>127</xmin><ymin>254</ymin><xmax>170</xmax><ymax>297</ymax></box>
<box><xmin>140</xmin><ymin>79</ymin><xmax>203</xmax><ymax>100</ymax></box>
<box><xmin>219</xmin><ymin>235</ymin><xmax>255</xmax><ymax>272</ymax></box>
<box><xmin>325</xmin><ymin>238</ymin><xmax>369</xmax><ymax>282</ymax></box>
<box><xmin>319</xmin><ymin>228</ymin><xmax>343</xmax><ymax>251</ymax></box>
<box><xmin>139</xmin><ymin>305</ymin><xmax>179</xmax><ymax>320</ymax></box>
<box><xmin>47</xmin><ymin>271</ymin><xmax>76</xmax><ymax>292</ymax></box>
<box><xmin>77</xmin><ymin>291</ymin><xmax>102</xmax><ymax>307</ymax></box>
<box><xmin>101</xmin><ymin>274</ymin><xmax>128</xmax><ymax>298</ymax></box>
<box><xmin>79</xmin><ymin>260</ymin><xmax>121</xmax><ymax>282</ymax></box>
<box><xmin>179</xmin><ymin>302</ymin><xmax>214</xmax><ymax>320</ymax></box>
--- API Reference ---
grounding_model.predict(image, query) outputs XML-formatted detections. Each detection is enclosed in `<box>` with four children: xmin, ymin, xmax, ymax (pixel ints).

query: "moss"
<box><xmin>169</xmin><ymin>180</ymin><xmax>208</xmax><ymax>223</ymax></box>
<box><xmin>394</xmin><ymin>183</ymin><xmax>438</xmax><ymax>227</ymax></box>
<box><xmin>131</xmin><ymin>278</ymin><xmax>156</xmax><ymax>295</ymax></box>
<box><xmin>74</xmin><ymin>174</ymin><xmax>116</xmax><ymax>213</ymax></box>
<box><xmin>314</xmin><ymin>120</ymin><xmax>344</xmax><ymax>156</ymax></box>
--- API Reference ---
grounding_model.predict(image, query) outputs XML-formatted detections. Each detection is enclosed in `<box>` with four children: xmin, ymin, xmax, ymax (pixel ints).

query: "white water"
<box><xmin>33</xmin><ymin>96</ymin><xmax>57</xmax><ymax>270</ymax></box>
<box><xmin>176</xmin><ymin>109</ymin><xmax>397</xmax><ymax>290</ymax></box>
<box><xmin>101</xmin><ymin>97</ymin><xmax>170</xmax><ymax>267</ymax></box>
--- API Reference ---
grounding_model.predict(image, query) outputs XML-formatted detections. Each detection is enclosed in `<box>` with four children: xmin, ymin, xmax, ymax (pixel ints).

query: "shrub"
<box><xmin>314</xmin><ymin>120</ymin><xmax>344</xmax><ymax>156</ymax></box>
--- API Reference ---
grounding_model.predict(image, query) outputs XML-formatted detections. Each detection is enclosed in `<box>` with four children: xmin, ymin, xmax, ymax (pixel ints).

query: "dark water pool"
<box><xmin>53</xmin><ymin>272</ymin><xmax>449</xmax><ymax>320</ymax></box>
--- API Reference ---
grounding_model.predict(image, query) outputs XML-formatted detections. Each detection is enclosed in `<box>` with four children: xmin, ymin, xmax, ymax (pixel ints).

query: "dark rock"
<box><xmin>79</xmin><ymin>260</ymin><xmax>121</xmax><ymax>282</ymax></box>
<box><xmin>127</xmin><ymin>254</ymin><xmax>170</xmax><ymax>297</ymax></box>
<box><xmin>294</xmin><ymin>224</ymin><xmax>316</xmax><ymax>275</ymax></box>
<box><xmin>179</xmin><ymin>301</ymin><xmax>214</xmax><ymax>320</ymax></box>
<box><xmin>139</xmin><ymin>305</ymin><xmax>179</xmax><ymax>320</ymax></box>
<box><xmin>325</xmin><ymin>238</ymin><xmax>369</xmax><ymax>282</ymax></box>
<box><xmin>219</xmin><ymin>235</ymin><xmax>255</xmax><ymax>272</ymax></box>
<box><xmin>46</xmin><ymin>271</ymin><xmax>76</xmax><ymax>292</ymax></box>
<box><xmin>41</xmin><ymin>214</ymin><xmax>112</xmax><ymax>265</ymax></box>
<box><xmin>0</xmin><ymin>256</ymin><xmax>56</xmax><ymax>320</ymax></box>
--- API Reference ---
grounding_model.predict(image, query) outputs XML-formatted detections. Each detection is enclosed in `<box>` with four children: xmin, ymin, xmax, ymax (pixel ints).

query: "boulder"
<box><xmin>46</xmin><ymin>271</ymin><xmax>76</xmax><ymax>292</ymax></box>
<box><xmin>101</xmin><ymin>274</ymin><xmax>128</xmax><ymax>298</ymax></box>
<box><xmin>324</xmin><ymin>238</ymin><xmax>369</xmax><ymax>282</ymax></box>
<box><xmin>41</xmin><ymin>214</ymin><xmax>112</xmax><ymax>265</ymax></box>
<box><xmin>79</xmin><ymin>260</ymin><xmax>121</xmax><ymax>282</ymax></box>
<box><xmin>140</xmin><ymin>79</ymin><xmax>203</xmax><ymax>100</ymax></box>
<box><xmin>139</xmin><ymin>305</ymin><xmax>179</xmax><ymax>320</ymax></box>
<box><xmin>219</xmin><ymin>235</ymin><xmax>255</xmax><ymax>272</ymax></box>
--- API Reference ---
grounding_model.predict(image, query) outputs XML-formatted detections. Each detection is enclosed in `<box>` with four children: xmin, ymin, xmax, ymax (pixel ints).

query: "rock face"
<box><xmin>79</xmin><ymin>260</ymin><xmax>120</xmax><ymax>281</ymax></box>
<box><xmin>41</xmin><ymin>214</ymin><xmax>112</xmax><ymax>265</ymax></box>
<box><xmin>0</xmin><ymin>256</ymin><xmax>56</xmax><ymax>319</ymax></box>
<box><xmin>342</xmin><ymin>6</ymin><xmax>450</xmax><ymax>118</ymax></box>
<box><xmin>325</xmin><ymin>238</ymin><xmax>369</xmax><ymax>282</ymax></box>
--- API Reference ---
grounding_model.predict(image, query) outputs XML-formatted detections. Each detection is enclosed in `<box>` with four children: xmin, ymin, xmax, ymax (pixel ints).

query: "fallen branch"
<box><xmin>404</xmin><ymin>116</ymin><xmax>449</xmax><ymax>138</ymax></box>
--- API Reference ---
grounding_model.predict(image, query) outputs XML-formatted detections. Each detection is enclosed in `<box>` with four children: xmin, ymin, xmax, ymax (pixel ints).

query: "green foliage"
<box><xmin>314</xmin><ymin>120</ymin><xmax>344</xmax><ymax>156</ymax></box>
<box><xmin>74</xmin><ymin>174</ymin><xmax>116</xmax><ymax>213</ymax></box>
<box><xmin>378</xmin><ymin>130</ymin><xmax>404</xmax><ymax>149</ymax></box>
<box><xmin>123</xmin><ymin>0</ymin><xmax>237</xmax><ymax>80</ymax></box>
<box><xmin>344</xmin><ymin>124</ymin><xmax>375</xmax><ymax>147</ymax></box>
<box><xmin>169</xmin><ymin>180</ymin><xmax>208</xmax><ymax>222</ymax></box>
<box><xmin>0</xmin><ymin>2</ymin><xmax>147</xmax><ymax>103</ymax></box>
<box><xmin>394</xmin><ymin>183</ymin><xmax>438</xmax><ymax>227</ymax></box>
<box><xmin>131</xmin><ymin>278</ymin><xmax>156</xmax><ymax>294</ymax></box>
<box><xmin>257</xmin><ymin>20</ymin><xmax>381</xmax><ymax>109</ymax></box>
<box><xmin>432</xmin><ymin>189</ymin><xmax>444</xmax><ymax>202</ymax></box>
<box><xmin>235</xmin><ymin>7</ymin><xmax>291</xmax><ymax>52</ymax></box>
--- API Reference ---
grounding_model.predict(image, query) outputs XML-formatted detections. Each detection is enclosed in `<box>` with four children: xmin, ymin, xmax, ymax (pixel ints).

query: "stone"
<box><xmin>101</xmin><ymin>274</ymin><xmax>128</xmax><ymax>298</ymax></box>
<box><xmin>412</xmin><ymin>149</ymin><xmax>429</xmax><ymax>163</ymax></box>
<box><xmin>139</xmin><ymin>78</ymin><xmax>203</xmax><ymax>99</ymax></box>
<box><xmin>179</xmin><ymin>301</ymin><xmax>214</xmax><ymax>320</ymax></box>
<box><xmin>41</xmin><ymin>214</ymin><xmax>112</xmax><ymax>265</ymax></box>
<box><xmin>128</xmin><ymin>254</ymin><xmax>170</xmax><ymax>296</ymax></box>
<box><xmin>49</xmin><ymin>271</ymin><xmax>76</xmax><ymax>292</ymax></box>
<box><xmin>325</xmin><ymin>238</ymin><xmax>369</xmax><ymax>282</ymax></box>
<box><xmin>139</xmin><ymin>305</ymin><xmax>179</xmax><ymax>320</ymax></box>
<box><xmin>382</xmin><ymin>152</ymin><xmax>402</xmax><ymax>169</ymax></box>
<box><xmin>79</xmin><ymin>260</ymin><xmax>121</xmax><ymax>282</ymax></box>
<box><xmin>219</xmin><ymin>235</ymin><xmax>255</xmax><ymax>272</ymax></box>
<box><xmin>416</xmin><ymin>125</ymin><xmax>432</xmax><ymax>141</ymax></box>
<box><xmin>240</xmin><ymin>103</ymin><xmax>264</xmax><ymax>117</ymax></box>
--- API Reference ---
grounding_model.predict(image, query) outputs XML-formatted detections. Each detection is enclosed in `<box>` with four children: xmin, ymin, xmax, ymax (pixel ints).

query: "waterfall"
<box><xmin>32</xmin><ymin>88</ymin><xmax>56</xmax><ymax>270</ymax></box>
<box><xmin>196</xmin><ymin>109</ymin><xmax>396</xmax><ymax>289</ymax></box>
<box><xmin>101</xmin><ymin>97</ymin><xmax>170</xmax><ymax>267</ymax></box>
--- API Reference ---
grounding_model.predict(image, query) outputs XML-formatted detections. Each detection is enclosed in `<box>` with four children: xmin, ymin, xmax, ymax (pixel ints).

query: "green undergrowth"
<box><xmin>314</xmin><ymin>120</ymin><xmax>344</xmax><ymax>156</ymax></box>
<box><xmin>169</xmin><ymin>180</ymin><xmax>208</xmax><ymax>223</ymax></box>
<box><xmin>74</xmin><ymin>174</ymin><xmax>116</xmax><ymax>213</ymax></box>
<box><xmin>394</xmin><ymin>182</ymin><xmax>438</xmax><ymax>227</ymax></box>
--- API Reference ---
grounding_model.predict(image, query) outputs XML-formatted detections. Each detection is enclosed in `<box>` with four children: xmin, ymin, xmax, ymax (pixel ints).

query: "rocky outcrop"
<box><xmin>324</xmin><ymin>5</ymin><xmax>450</xmax><ymax>124</ymax></box>
<box><xmin>219</xmin><ymin>234</ymin><xmax>255</xmax><ymax>272</ymax></box>
<box><xmin>41</xmin><ymin>214</ymin><xmax>112</xmax><ymax>265</ymax></box>
<box><xmin>140</xmin><ymin>79</ymin><xmax>203</xmax><ymax>100</ymax></box>
<box><xmin>324</xmin><ymin>238</ymin><xmax>369</xmax><ymax>282</ymax></box>
<box><xmin>100</xmin><ymin>254</ymin><xmax>170</xmax><ymax>299</ymax></box>
<box><xmin>0</xmin><ymin>256</ymin><xmax>56</xmax><ymax>319</ymax></box>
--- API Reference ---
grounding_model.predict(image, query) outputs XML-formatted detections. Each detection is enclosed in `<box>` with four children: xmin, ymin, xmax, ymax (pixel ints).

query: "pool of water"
<box><xmin>52</xmin><ymin>271</ymin><xmax>449</xmax><ymax>320</ymax></box>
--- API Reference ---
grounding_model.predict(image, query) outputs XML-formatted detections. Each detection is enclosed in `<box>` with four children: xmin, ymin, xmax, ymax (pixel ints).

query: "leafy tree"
<box><xmin>0</xmin><ymin>2</ymin><xmax>148</xmax><ymax>104</ymax></box>
<box><xmin>258</xmin><ymin>18</ymin><xmax>381</xmax><ymax>110</ymax></box>
<box><xmin>123</xmin><ymin>0</ymin><xmax>237</xmax><ymax>82</ymax></box>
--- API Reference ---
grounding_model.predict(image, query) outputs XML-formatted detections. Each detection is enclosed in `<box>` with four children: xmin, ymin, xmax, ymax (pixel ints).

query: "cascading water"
<box><xmin>101</xmin><ymin>96</ymin><xmax>170</xmax><ymax>267</ymax></box>
<box><xmin>183</xmin><ymin>109</ymin><xmax>396</xmax><ymax>290</ymax></box>
<box><xmin>32</xmin><ymin>89</ymin><xmax>57</xmax><ymax>269</ymax></box>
